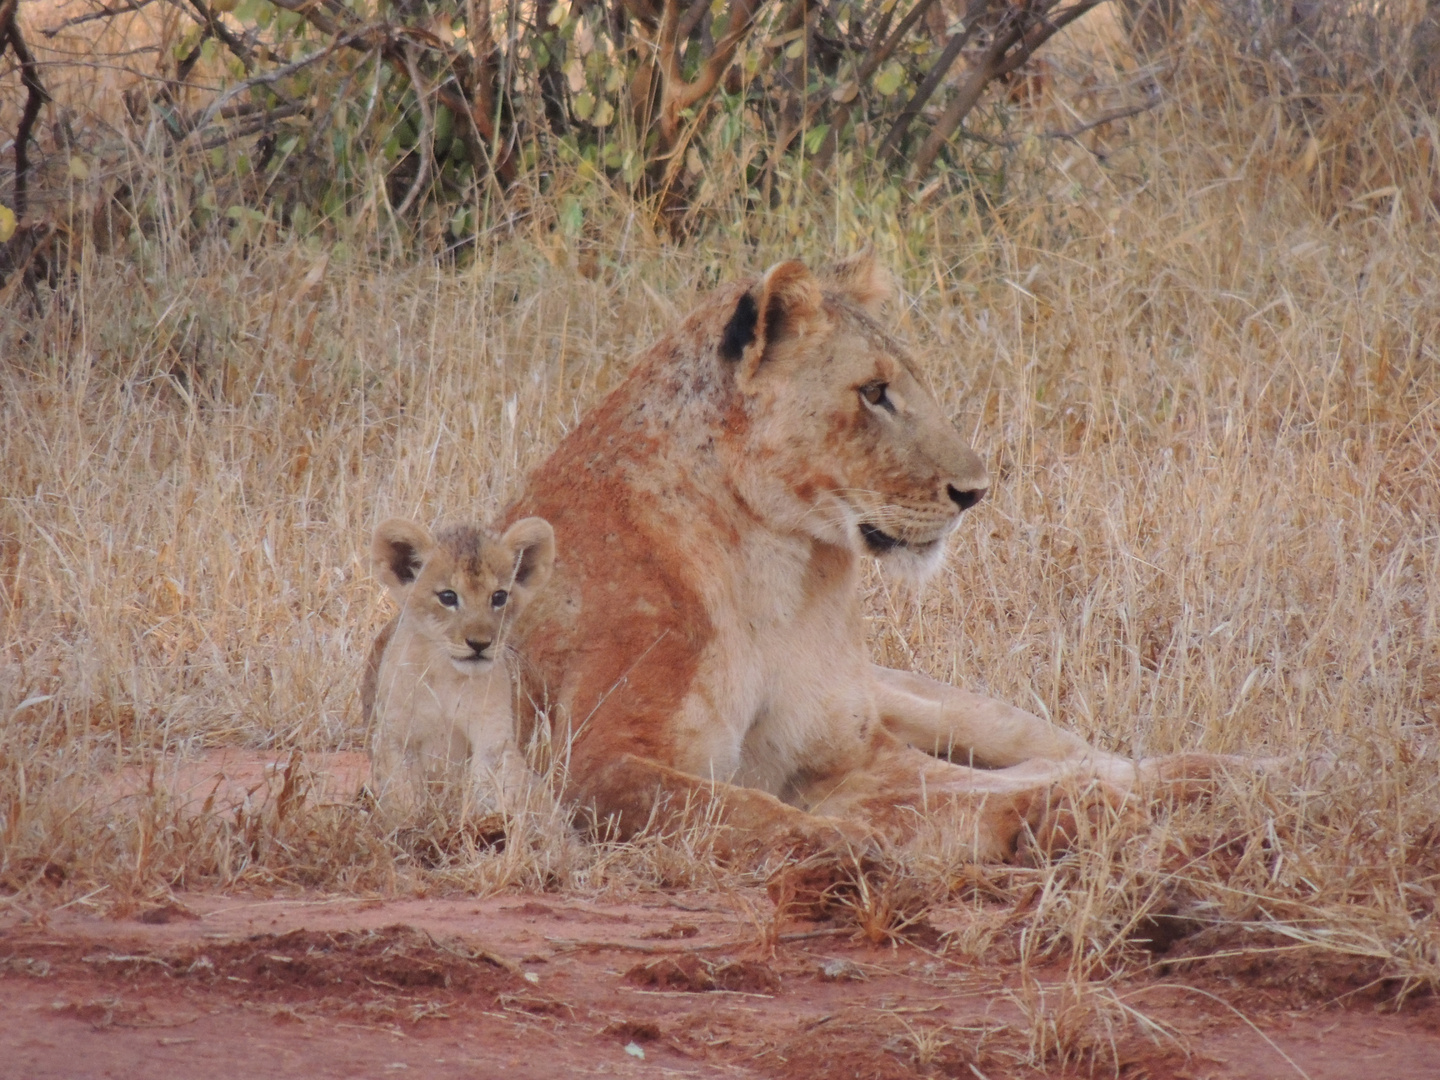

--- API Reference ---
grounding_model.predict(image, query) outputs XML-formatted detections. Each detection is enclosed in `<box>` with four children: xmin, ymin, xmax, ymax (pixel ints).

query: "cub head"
<box><xmin>716</xmin><ymin>252</ymin><xmax>989</xmax><ymax>578</ymax></box>
<box><xmin>372</xmin><ymin>516</ymin><xmax>556</xmax><ymax>667</ymax></box>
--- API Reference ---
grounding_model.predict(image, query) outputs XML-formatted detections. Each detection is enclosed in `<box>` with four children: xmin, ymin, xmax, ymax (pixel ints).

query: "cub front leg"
<box><xmin>466</xmin><ymin>735</ymin><xmax>556</xmax><ymax>815</ymax></box>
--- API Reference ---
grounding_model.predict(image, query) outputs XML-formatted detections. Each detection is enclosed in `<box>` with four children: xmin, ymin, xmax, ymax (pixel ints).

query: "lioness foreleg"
<box><xmin>871</xmin><ymin>664</ymin><xmax>1276</xmax><ymax>798</ymax></box>
<box><xmin>870</xmin><ymin>664</ymin><xmax>1132</xmax><ymax>774</ymax></box>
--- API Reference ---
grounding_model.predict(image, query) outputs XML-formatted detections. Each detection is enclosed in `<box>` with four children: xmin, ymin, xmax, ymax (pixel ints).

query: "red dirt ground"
<box><xmin>4</xmin><ymin>753</ymin><xmax>1438</xmax><ymax>1079</ymax></box>
<box><xmin>7</xmin><ymin>889</ymin><xmax>1440</xmax><ymax>1079</ymax></box>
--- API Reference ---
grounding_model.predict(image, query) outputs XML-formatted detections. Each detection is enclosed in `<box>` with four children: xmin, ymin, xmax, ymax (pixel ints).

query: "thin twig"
<box><xmin>544</xmin><ymin>927</ymin><xmax>846</xmax><ymax>954</ymax></box>
<box><xmin>42</xmin><ymin>0</ymin><xmax>161</xmax><ymax>37</ymax></box>
<box><xmin>392</xmin><ymin>45</ymin><xmax>434</xmax><ymax>218</ymax></box>
<box><xmin>952</xmin><ymin>90</ymin><xmax>1162</xmax><ymax>151</ymax></box>
<box><xmin>1119</xmin><ymin>984</ymin><xmax>1316</xmax><ymax>1080</ymax></box>
<box><xmin>189</xmin><ymin>29</ymin><xmax>375</xmax><ymax>137</ymax></box>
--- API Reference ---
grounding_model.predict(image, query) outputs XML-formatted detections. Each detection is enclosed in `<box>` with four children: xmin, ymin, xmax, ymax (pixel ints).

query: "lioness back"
<box><xmin>365</xmin><ymin>515</ymin><xmax>555</xmax><ymax>815</ymax></box>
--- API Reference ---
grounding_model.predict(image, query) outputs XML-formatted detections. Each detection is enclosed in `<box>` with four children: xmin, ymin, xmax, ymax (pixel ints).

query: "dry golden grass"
<box><xmin>3</xmin><ymin>16</ymin><xmax>1439</xmax><ymax>1039</ymax></box>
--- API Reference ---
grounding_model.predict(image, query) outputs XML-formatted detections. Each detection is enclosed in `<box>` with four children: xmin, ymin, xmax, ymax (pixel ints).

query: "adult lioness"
<box><xmin>505</xmin><ymin>255</ymin><xmax>1244</xmax><ymax>862</ymax></box>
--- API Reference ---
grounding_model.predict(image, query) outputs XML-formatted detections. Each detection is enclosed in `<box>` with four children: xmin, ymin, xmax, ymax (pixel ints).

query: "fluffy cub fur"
<box><xmin>362</xmin><ymin>516</ymin><xmax>555</xmax><ymax>816</ymax></box>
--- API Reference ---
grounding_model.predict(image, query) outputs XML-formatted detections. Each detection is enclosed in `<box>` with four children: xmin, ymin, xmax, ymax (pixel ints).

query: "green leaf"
<box><xmin>874</xmin><ymin>62</ymin><xmax>906</xmax><ymax>96</ymax></box>
<box><xmin>572</xmin><ymin>91</ymin><xmax>595</xmax><ymax>121</ymax></box>
<box><xmin>434</xmin><ymin>104</ymin><xmax>454</xmax><ymax>147</ymax></box>
<box><xmin>564</xmin><ymin>57</ymin><xmax>586</xmax><ymax>93</ymax></box>
<box><xmin>592</xmin><ymin>99</ymin><xmax>614</xmax><ymax>128</ymax></box>
<box><xmin>621</xmin><ymin>151</ymin><xmax>643</xmax><ymax>186</ymax></box>
<box><xmin>559</xmin><ymin>196</ymin><xmax>583</xmax><ymax>235</ymax></box>
<box><xmin>547</xmin><ymin>1</ymin><xmax>569</xmax><ymax>26</ymax></box>
<box><xmin>803</xmin><ymin>124</ymin><xmax>830</xmax><ymax>155</ymax></box>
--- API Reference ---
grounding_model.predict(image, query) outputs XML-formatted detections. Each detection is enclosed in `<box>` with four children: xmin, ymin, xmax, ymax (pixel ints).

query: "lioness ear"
<box><xmin>720</xmin><ymin>260</ymin><xmax>824</xmax><ymax>389</ymax></box>
<box><xmin>500</xmin><ymin>517</ymin><xmax>556</xmax><ymax>591</ymax></box>
<box><xmin>823</xmin><ymin>248</ymin><xmax>892</xmax><ymax>315</ymax></box>
<box><xmin>372</xmin><ymin>519</ymin><xmax>436</xmax><ymax>596</ymax></box>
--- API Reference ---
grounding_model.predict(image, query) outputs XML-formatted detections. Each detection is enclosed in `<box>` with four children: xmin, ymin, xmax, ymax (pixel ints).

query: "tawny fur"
<box><xmin>363</xmin><ymin>516</ymin><xmax>556</xmax><ymax>818</ymax></box>
<box><xmin>502</xmin><ymin>254</ymin><xmax>1261</xmax><ymax>863</ymax></box>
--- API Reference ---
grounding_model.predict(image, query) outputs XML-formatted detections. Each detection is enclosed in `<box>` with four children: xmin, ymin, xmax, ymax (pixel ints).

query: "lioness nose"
<box><xmin>466</xmin><ymin>638</ymin><xmax>492</xmax><ymax>655</ymax></box>
<box><xmin>947</xmin><ymin>483</ymin><xmax>987</xmax><ymax>512</ymax></box>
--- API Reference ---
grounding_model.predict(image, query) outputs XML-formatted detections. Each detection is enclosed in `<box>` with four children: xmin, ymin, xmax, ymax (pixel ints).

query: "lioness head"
<box><xmin>716</xmin><ymin>253</ymin><xmax>989</xmax><ymax>578</ymax></box>
<box><xmin>372</xmin><ymin>517</ymin><xmax>556</xmax><ymax>667</ymax></box>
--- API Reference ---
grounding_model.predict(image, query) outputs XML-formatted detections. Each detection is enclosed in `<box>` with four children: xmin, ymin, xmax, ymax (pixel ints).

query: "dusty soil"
<box><xmin>4</xmin><ymin>751</ymin><xmax>1438</xmax><ymax>1079</ymax></box>
<box><xmin>6</xmin><ymin>890</ymin><xmax>1440</xmax><ymax>1079</ymax></box>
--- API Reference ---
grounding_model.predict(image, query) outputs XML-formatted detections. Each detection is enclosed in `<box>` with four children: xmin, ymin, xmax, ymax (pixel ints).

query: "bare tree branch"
<box><xmin>877</xmin><ymin>0</ymin><xmax>989</xmax><ymax>161</ymax></box>
<box><xmin>908</xmin><ymin>0</ymin><xmax>1101</xmax><ymax>179</ymax></box>
<box><xmin>2</xmin><ymin>0</ymin><xmax>52</xmax><ymax>220</ymax></box>
<box><xmin>948</xmin><ymin>86</ymin><xmax>1161</xmax><ymax>149</ymax></box>
<box><xmin>42</xmin><ymin>0</ymin><xmax>162</xmax><ymax>38</ymax></box>
<box><xmin>189</xmin><ymin>29</ymin><xmax>375</xmax><ymax>136</ymax></box>
<box><xmin>810</xmin><ymin>0</ymin><xmax>945</xmax><ymax>169</ymax></box>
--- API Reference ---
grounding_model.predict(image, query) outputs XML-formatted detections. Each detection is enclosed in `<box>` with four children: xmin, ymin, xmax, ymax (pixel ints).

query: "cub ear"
<box><xmin>720</xmin><ymin>260</ymin><xmax>824</xmax><ymax>389</ymax></box>
<box><xmin>500</xmin><ymin>517</ymin><xmax>556</xmax><ymax>592</ymax></box>
<box><xmin>822</xmin><ymin>248</ymin><xmax>892</xmax><ymax>315</ymax></box>
<box><xmin>372</xmin><ymin>519</ymin><xmax>436</xmax><ymax>596</ymax></box>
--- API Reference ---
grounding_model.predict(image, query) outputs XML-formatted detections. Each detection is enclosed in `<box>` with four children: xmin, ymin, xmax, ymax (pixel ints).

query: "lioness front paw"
<box><xmin>1007</xmin><ymin>780</ymin><xmax>1137</xmax><ymax>865</ymax></box>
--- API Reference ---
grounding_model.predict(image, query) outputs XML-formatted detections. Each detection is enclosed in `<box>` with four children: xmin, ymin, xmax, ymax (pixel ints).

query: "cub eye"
<box><xmin>860</xmin><ymin>381</ymin><xmax>891</xmax><ymax>410</ymax></box>
<box><xmin>436</xmin><ymin>590</ymin><xmax>459</xmax><ymax>608</ymax></box>
<box><xmin>491</xmin><ymin>589</ymin><xmax>509</xmax><ymax>608</ymax></box>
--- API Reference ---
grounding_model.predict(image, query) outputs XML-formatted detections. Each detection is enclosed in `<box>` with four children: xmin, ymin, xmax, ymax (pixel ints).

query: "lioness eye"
<box><xmin>491</xmin><ymin>590</ymin><xmax>509</xmax><ymax>608</ymax></box>
<box><xmin>860</xmin><ymin>381</ymin><xmax>891</xmax><ymax>409</ymax></box>
<box><xmin>436</xmin><ymin>590</ymin><xmax>459</xmax><ymax>608</ymax></box>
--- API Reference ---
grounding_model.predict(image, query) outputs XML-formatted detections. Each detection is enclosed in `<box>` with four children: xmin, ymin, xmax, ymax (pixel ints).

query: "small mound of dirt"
<box><xmin>624</xmin><ymin>953</ymin><xmax>780</xmax><ymax>994</ymax></box>
<box><xmin>603</xmin><ymin>1018</ymin><xmax>664</xmax><ymax>1042</ymax></box>
<box><xmin>1163</xmin><ymin>928</ymin><xmax>1436</xmax><ymax>1007</ymax></box>
<box><xmin>190</xmin><ymin>925</ymin><xmax>518</xmax><ymax>993</ymax></box>
<box><xmin>137</xmin><ymin>901</ymin><xmax>200</xmax><ymax>925</ymax></box>
<box><xmin>83</xmin><ymin>925</ymin><xmax>525</xmax><ymax>1003</ymax></box>
<box><xmin>765</xmin><ymin>1019</ymin><xmax>977</xmax><ymax>1080</ymax></box>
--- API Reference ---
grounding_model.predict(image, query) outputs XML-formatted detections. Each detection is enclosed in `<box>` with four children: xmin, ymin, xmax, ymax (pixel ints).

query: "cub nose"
<box><xmin>947</xmin><ymin>483</ymin><xmax>987</xmax><ymax>512</ymax></box>
<box><xmin>465</xmin><ymin>638</ymin><xmax>492</xmax><ymax>656</ymax></box>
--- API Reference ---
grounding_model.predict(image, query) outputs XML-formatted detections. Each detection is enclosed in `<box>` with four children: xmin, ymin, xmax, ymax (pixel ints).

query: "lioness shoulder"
<box><xmin>363</xmin><ymin>515</ymin><xmax>556</xmax><ymax>816</ymax></box>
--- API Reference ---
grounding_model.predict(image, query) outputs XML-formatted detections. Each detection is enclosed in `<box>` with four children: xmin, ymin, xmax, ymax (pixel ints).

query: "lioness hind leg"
<box><xmin>572</xmin><ymin>752</ymin><xmax>876</xmax><ymax>865</ymax></box>
<box><xmin>799</xmin><ymin>738</ymin><xmax>1136</xmax><ymax>862</ymax></box>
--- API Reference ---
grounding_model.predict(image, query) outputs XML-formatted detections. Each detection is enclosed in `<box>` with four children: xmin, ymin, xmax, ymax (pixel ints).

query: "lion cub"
<box><xmin>362</xmin><ymin>515</ymin><xmax>555</xmax><ymax>816</ymax></box>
